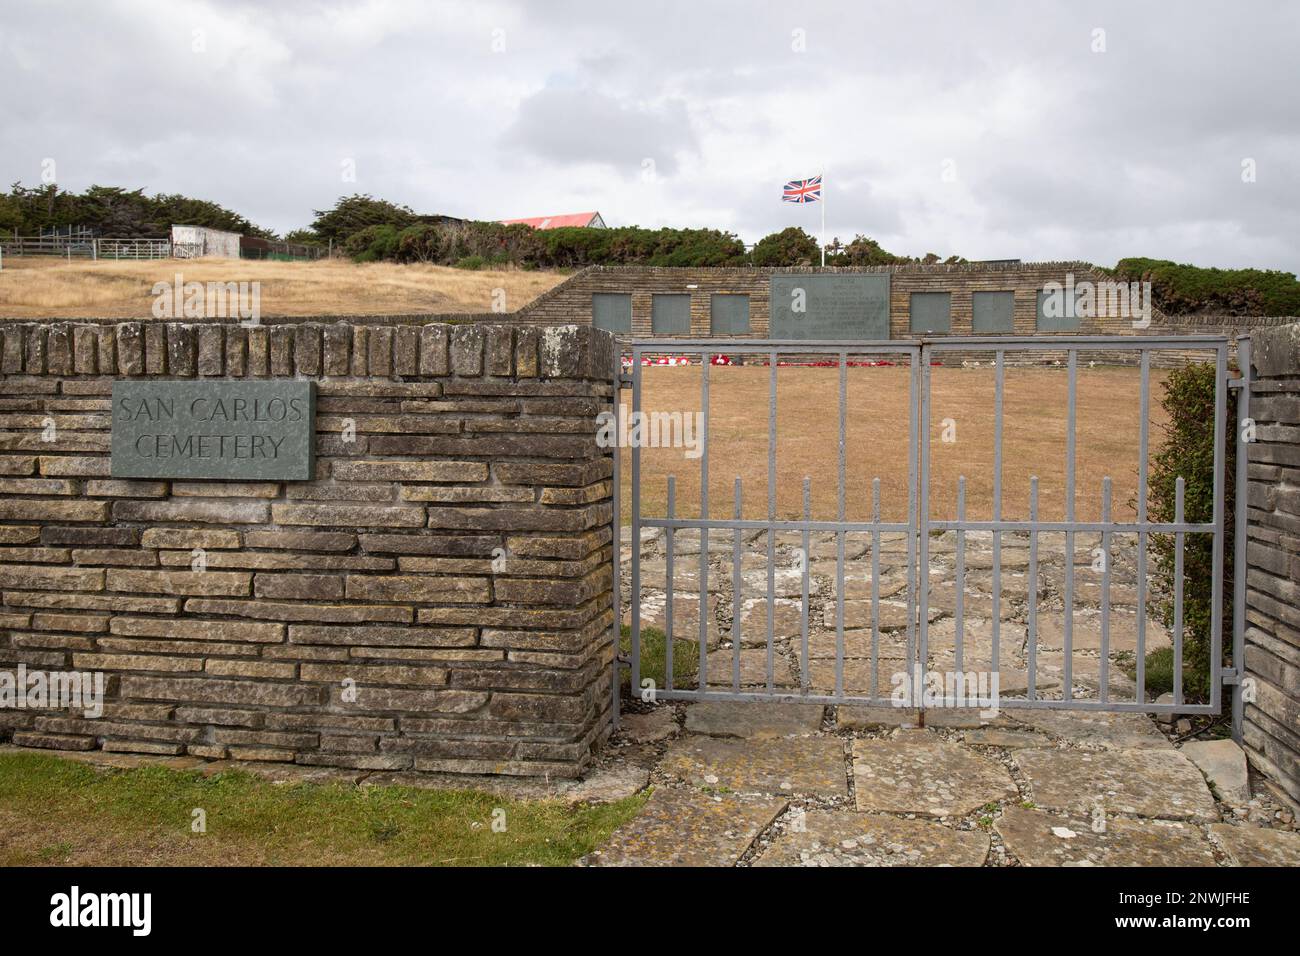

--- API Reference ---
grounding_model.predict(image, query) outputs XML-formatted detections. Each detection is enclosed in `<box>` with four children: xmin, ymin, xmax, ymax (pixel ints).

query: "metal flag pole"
<box><xmin>820</xmin><ymin>169</ymin><xmax>826</xmax><ymax>267</ymax></box>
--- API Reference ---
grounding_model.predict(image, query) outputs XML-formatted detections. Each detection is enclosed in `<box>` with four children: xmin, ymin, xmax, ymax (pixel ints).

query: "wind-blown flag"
<box><xmin>782</xmin><ymin>175</ymin><xmax>822</xmax><ymax>203</ymax></box>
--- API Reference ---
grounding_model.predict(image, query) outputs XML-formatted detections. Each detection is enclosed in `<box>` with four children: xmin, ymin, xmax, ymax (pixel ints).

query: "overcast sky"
<box><xmin>2</xmin><ymin>0</ymin><xmax>1297</xmax><ymax>270</ymax></box>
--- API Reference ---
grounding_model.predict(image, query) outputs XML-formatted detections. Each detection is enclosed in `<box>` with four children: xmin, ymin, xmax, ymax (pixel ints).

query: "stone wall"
<box><xmin>0</xmin><ymin>320</ymin><xmax>617</xmax><ymax>777</ymax></box>
<box><xmin>518</xmin><ymin>263</ymin><xmax>1159</xmax><ymax>338</ymax></box>
<box><xmin>1243</xmin><ymin>322</ymin><xmax>1300</xmax><ymax>804</ymax></box>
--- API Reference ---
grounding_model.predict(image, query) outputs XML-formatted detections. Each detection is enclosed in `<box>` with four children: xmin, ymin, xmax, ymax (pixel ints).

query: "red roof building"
<box><xmin>499</xmin><ymin>211</ymin><xmax>606</xmax><ymax>230</ymax></box>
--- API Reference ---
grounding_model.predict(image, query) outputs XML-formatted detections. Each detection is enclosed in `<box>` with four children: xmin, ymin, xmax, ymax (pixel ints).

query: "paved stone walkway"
<box><xmin>597</xmin><ymin>524</ymin><xmax>1299</xmax><ymax>866</ymax></box>
<box><xmin>585</xmin><ymin>702</ymin><xmax>1300</xmax><ymax>867</ymax></box>
<box><xmin>622</xmin><ymin>526</ymin><xmax>1174</xmax><ymax>702</ymax></box>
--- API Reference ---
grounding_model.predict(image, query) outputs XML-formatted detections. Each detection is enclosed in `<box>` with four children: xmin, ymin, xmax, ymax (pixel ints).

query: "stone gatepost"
<box><xmin>1243</xmin><ymin>322</ymin><xmax>1300</xmax><ymax>804</ymax></box>
<box><xmin>0</xmin><ymin>320</ymin><xmax>617</xmax><ymax>778</ymax></box>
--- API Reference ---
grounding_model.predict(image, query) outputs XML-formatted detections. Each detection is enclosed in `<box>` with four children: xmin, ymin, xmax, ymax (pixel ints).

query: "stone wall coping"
<box><xmin>1247</xmin><ymin>322</ymin><xmax>1300</xmax><ymax>378</ymax></box>
<box><xmin>579</xmin><ymin>261</ymin><xmax>1100</xmax><ymax>275</ymax></box>
<box><xmin>0</xmin><ymin>321</ymin><xmax>616</xmax><ymax>382</ymax></box>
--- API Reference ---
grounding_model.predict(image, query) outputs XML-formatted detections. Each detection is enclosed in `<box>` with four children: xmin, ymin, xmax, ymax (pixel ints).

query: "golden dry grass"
<box><xmin>621</xmin><ymin>364</ymin><xmax>1175</xmax><ymax>524</ymax></box>
<box><xmin>0</xmin><ymin>255</ymin><xmax>566</xmax><ymax>318</ymax></box>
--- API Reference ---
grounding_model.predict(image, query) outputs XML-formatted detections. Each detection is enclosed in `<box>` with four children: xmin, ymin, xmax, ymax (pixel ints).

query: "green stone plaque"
<box><xmin>111</xmin><ymin>380</ymin><xmax>315</xmax><ymax>480</ymax></box>
<box><xmin>769</xmin><ymin>274</ymin><xmax>891</xmax><ymax>340</ymax></box>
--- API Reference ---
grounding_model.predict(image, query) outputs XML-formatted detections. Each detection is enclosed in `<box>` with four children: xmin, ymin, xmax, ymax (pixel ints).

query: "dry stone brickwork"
<box><xmin>0</xmin><ymin>320</ymin><xmax>618</xmax><ymax>777</ymax></box>
<box><xmin>521</xmin><ymin>263</ymin><xmax>1131</xmax><ymax>339</ymax></box>
<box><xmin>1243</xmin><ymin>322</ymin><xmax>1300</xmax><ymax>803</ymax></box>
<box><xmin>517</xmin><ymin>264</ymin><xmax>1282</xmax><ymax>367</ymax></box>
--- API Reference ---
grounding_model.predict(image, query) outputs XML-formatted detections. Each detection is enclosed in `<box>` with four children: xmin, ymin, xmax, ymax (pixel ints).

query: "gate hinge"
<box><xmin>614</xmin><ymin>651</ymin><xmax>632</xmax><ymax>669</ymax></box>
<box><xmin>617</xmin><ymin>373</ymin><xmax>634</xmax><ymax>387</ymax></box>
<box><xmin>1228</xmin><ymin>378</ymin><xmax>1246</xmax><ymax>390</ymax></box>
<box><xmin>1219</xmin><ymin>667</ymin><xmax>1241</xmax><ymax>685</ymax></box>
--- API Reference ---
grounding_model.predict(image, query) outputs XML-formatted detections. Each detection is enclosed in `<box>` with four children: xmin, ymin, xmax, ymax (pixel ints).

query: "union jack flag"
<box><xmin>782</xmin><ymin>175</ymin><xmax>822</xmax><ymax>203</ymax></box>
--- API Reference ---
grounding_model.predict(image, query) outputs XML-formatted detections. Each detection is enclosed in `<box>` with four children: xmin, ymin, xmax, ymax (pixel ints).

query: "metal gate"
<box><xmin>613</xmin><ymin>336</ymin><xmax>1249</xmax><ymax>730</ymax></box>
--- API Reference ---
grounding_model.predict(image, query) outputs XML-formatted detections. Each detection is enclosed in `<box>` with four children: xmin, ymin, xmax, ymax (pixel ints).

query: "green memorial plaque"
<box><xmin>769</xmin><ymin>274</ymin><xmax>890</xmax><ymax>340</ymax></box>
<box><xmin>111</xmin><ymin>380</ymin><xmax>315</xmax><ymax>480</ymax></box>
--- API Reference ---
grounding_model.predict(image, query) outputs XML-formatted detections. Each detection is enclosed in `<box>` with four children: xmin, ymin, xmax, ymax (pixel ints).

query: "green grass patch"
<box><xmin>619</xmin><ymin>624</ymin><xmax>698</xmax><ymax>693</ymax></box>
<box><xmin>0</xmin><ymin>752</ymin><xmax>645</xmax><ymax>867</ymax></box>
<box><xmin>1121</xmin><ymin>647</ymin><xmax>1209</xmax><ymax>701</ymax></box>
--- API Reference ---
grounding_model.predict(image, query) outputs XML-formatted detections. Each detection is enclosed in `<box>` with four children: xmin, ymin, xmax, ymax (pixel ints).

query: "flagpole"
<box><xmin>820</xmin><ymin>169</ymin><xmax>825</xmax><ymax>267</ymax></box>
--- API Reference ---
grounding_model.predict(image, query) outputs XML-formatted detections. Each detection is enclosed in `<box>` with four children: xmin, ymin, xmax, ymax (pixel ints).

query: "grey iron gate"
<box><xmin>613</xmin><ymin>336</ymin><xmax>1250</xmax><ymax>730</ymax></box>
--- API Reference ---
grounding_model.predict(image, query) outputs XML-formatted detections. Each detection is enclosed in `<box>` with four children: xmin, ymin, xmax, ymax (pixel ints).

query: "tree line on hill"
<box><xmin>0</xmin><ymin>183</ymin><xmax>275</xmax><ymax>240</ymax></box>
<box><xmin>298</xmin><ymin>196</ymin><xmax>1300</xmax><ymax>315</ymax></box>
<box><xmin>3</xmin><ymin>184</ymin><xmax>1296</xmax><ymax>315</ymax></box>
<box><xmin>287</xmin><ymin>194</ymin><xmax>959</xmax><ymax>269</ymax></box>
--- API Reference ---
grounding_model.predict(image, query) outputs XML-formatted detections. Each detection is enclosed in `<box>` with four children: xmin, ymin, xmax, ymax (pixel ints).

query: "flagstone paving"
<box><xmin>851</xmin><ymin>731</ymin><xmax>1017</xmax><ymax>817</ymax></box>
<box><xmin>617</xmin><ymin>708</ymin><xmax>678</xmax><ymax>744</ymax></box>
<box><xmin>589</xmin><ymin>705</ymin><xmax>1296</xmax><ymax>865</ymax></box>
<box><xmin>658</xmin><ymin>735</ymin><xmax>849</xmax><ymax>797</ymax></box>
<box><xmin>960</xmin><ymin>727</ymin><xmax>1050</xmax><ymax>748</ymax></box>
<box><xmin>995</xmin><ymin>806</ymin><xmax>1218</xmax><ymax>867</ymax></box>
<box><xmin>684</xmin><ymin>701</ymin><xmax>824</xmax><ymax>739</ymax></box>
<box><xmin>594</xmin><ymin>527</ymin><xmax>1296</xmax><ymax>867</ymax></box>
<box><xmin>753</xmin><ymin>810</ymin><xmax>991</xmax><ymax>867</ymax></box>
<box><xmin>836</xmin><ymin>705</ymin><xmax>922</xmax><ymax>730</ymax></box>
<box><xmin>917</xmin><ymin>707</ymin><xmax>1016</xmax><ymax>729</ymax></box>
<box><xmin>622</xmin><ymin>529</ymin><xmax>1171</xmax><ymax>705</ymax></box>
<box><xmin>586</xmin><ymin>788</ymin><xmax>786</xmax><ymax>867</ymax></box>
<box><xmin>1012</xmin><ymin>710</ymin><xmax>1172</xmax><ymax>750</ymax></box>
<box><xmin>705</xmin><ymin>647</ymin><xmax>796</xmax><ymax>687</ymax></box>
<box><xmin>1014</xmin><ymin>748</ymin><xmax>1219</xmax><ymax>822</ymax></box>
<box><xmin>1182</xmin><ymin>739</ymin><xmax>1251</xmax><ymax>804</ymax></box>
<box><xmin>1207</xmin><ymin>823</ymin><xmax>1300</xmax><ymax>866</ymax></box>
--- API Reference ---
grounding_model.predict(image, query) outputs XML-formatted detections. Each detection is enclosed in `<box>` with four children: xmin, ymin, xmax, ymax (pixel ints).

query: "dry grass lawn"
<box><xmin>0</xmin><ymin>256</ymin><xmax>566</xmax><ymax>318</ymax></box>
<box><xmin>621</xmin><ymin>363</ymin><xmax>1177</xmax><ymax>524</ymax></box>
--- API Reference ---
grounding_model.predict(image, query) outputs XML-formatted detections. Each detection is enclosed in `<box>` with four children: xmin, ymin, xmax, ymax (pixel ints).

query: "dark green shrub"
<box><xmin>1113</xmin><ymin>257</ymin><xmax>1300</xmax><ymax>316</ymax></box>
<box><xmin>454</xmin><ymin>255</ymin><xmax>486</xmax><ymax>270</ymax></box>
<box><xmin>310</xmin><ymin>194</ymin><xmax>417</xmax><ymax>244</ymax></box>
<box><xmin>0</xmin><ymin>181</ymin><xmax>275</xmax><ymax>239</ymax></box>
<box><xmin>1130</xmin><ymin>647</ymin><xmax>1176</xmax><ymax>698</ymax></box>
<box><xmin>393</xmin><ymin>224</ymin><xmax>446</xmax><ymax>263</ymax></box>
<box><xmin>750</xmin><ymin>226</ymin><xmax>819</xmax><ymax>266</ymax></box>
<box><xmin>344</xmin><ymin>224</ymin><xmax>401</xmax><ymax>262</ymax></box>
<box><xmin>1147</xmin><ymin>362</ymin><xmax>1236</xmax><ymax>701</ymax></box>
<box><xmin>829</xmin><ymin>233</ymin><xmax>905</xmax><ymax>266</ymax></box>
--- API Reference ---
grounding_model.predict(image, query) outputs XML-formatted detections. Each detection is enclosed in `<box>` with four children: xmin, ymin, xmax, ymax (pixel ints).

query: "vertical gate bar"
<box><xmin>800</xmin><ymin>477</ymin><xmax>811</xmax><ymax>689</ymax></box>
<box><xmin>836</xmin><ymin>351</ymin><xmax>848</xmax><ymax>698</ymax></box>
<box><xmin>872</xmin><ymin>478</ymin><xmax>881</xmax><ymax>702</ymax></box>
<box><xmin>665</xmin><ymin>477</ymin><xmax>676</xmax><ymax>692</ymax></box>
<box><xmin>766</xmin><ymin>352</ymin><xmax>778</xmax><ymax>690</ymax></box>
<box><xmin>699</xmin><ymin>353</ymin><xmax>710</xmax><ymax>692</ymax></box>
<box><xmin>1100</xmin><ymin>477</ymin><xmax>1112</xmax><ymax>704</ymax></box>
<box><xmin>906</xmin><ymin>347</ymin><xmax>920</xmax><ymax>691</ymax></box>
<box><xmin>611</xmin><ymin>348</ymin><xmax>623</xmax><ymax>726</ymax></box>
<box><xmin>1028</xmin><ymin>477</ymin><xmax>1039</xmax><ymax>701</ymax></box>
<box><xmin>1210</xmin><ymin>343</ymin><xmax>1228</xmax><ymax>714</ymax></box>
<box><xmin>630</xmin><ymin>348</ymin><xmax>643</xmax><ymax>696</ymax></box>
<box><xmin>1064</xmin><ymin>349</ymin><xmax>1077</xmax><ymax>701</ymax></box>
<box><xmin>733</xmin><ymin>478</ymin><xmax>743</xmax><ymax>692</ymax></box>
<box><xmin>1232</xmin><ymin>337</ymin><xmax>1252</xmax><ymax>741</ymax></box>
<box><xmin>1136</xmin><ymin>349</ymin><xmax>1151</xmax><ymax>704</ymax></box>
<box><xmin>918</xmin><ymin>346</ymin><xmax>932</xmax><ymax>680</ymax></box>
<box><xmin>992</xmin><ymin>350</ymin><xmax>1004</xmax><ymax>685</ymax></box>
<box><xmin>955</xmin><ymin>476</ymin><xmax>966</xmax><ymax>676</ymax></box>
<box><xmin>836</xmin><ymin>524</ymin><xmax>845</xmax><ymax>698</ymax></box>
<box><xmin>838</xmin><ymin>352</ymin><xmax>848</xmax><ymax>521</ymax></box>
<box><xmin>1174</xmin><ymin>477</ymin><xmax>1185</xmax><ymax>708</ymax></box>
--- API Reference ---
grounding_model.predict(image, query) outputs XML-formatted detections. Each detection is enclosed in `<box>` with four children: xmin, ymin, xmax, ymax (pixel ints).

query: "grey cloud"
<box><xmin>503</xmin><ymin>86</ymin><xmax>697</xmax><ymax>176</ymax></box>
<box><xmin>0</xmin><ymin>0</ymin><xmax>1294</xmax><ymax>271</ymax></box>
